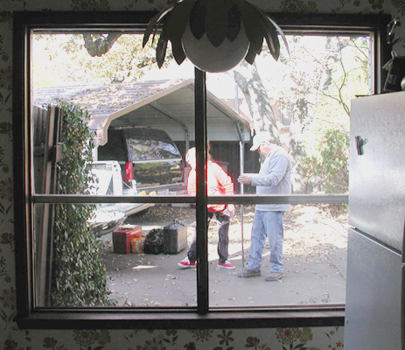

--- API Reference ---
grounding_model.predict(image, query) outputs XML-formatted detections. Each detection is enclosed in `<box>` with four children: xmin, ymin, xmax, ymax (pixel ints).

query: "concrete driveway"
<box><xmin>100</xmin><ymin>205</ymin><xmax>347</xmax><ymax>307</ymax></box>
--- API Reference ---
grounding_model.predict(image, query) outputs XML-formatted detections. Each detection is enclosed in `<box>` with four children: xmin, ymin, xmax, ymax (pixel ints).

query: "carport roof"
<box><xmin>33</xmin><ymin>79</ymin><xmax>253</xmax><ymax>145</ymax></box>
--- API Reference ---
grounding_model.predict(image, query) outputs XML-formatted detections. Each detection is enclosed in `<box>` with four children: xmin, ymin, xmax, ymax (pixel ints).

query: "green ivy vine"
<box><xmin>50</xmin><ymin>101</ymin><xmax>112</xmax><ymax>307</ymax></box>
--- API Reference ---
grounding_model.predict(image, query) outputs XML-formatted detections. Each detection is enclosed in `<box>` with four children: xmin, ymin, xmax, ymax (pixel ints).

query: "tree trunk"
<box><xmin>83</xmin><ymin>33</ymin><xmax>121</xmax><ymax>57</ymax></box>
<box><xmin>232</xmin><ymin>61</ymin><xmax>280</xmax><ymax>144</ymax></box>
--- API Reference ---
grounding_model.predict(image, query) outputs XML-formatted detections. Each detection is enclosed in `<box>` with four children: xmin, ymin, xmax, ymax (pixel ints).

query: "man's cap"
<box><xmin>250</xmin><ymin>132</ymin><xmax>272</xmax><ymax>151</ymax></box>
<box><xmin>185</xmin><ymin>147</ymin><xmax>196</xmax><ymax>166</ymax></box>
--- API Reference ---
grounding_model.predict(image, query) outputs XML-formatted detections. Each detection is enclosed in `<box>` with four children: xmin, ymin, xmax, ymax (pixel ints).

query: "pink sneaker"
<box><xmin>217</xmin><ymin>260</ymin><xmax>236</xmax><ymax>270</ymax></box>
<box><xmin>177</xmin><ymin>257</ymin><xmax>196</xmax><ymax>269</ymax></box>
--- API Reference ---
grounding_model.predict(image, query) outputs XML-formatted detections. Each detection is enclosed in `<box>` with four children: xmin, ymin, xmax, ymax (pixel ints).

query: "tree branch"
<box><xmin>83</xmin><ymin>33</ymin><xmax>122</xmax><ymax>57</ymax></box>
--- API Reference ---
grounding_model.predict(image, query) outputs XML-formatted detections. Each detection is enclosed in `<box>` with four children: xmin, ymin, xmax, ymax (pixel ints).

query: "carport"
<box><xmin>95</xmin><ymin>79</ymin><xmax>251</xmax><ymax>146</ymax></box>
<box><xmin>34</xmin><ymin>78</ymin><xmax>253</xmax><ymax>179</ymax></box>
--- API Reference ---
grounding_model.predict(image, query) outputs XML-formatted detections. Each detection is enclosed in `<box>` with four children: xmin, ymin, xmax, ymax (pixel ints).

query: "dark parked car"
<box><xmin>97</xmin><ymin>127</ymin><xmax>185</xmax><ymax>195</ymax></box>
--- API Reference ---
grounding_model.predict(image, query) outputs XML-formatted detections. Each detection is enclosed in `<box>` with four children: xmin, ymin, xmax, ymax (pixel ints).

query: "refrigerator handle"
<box><xmin>355</xmin><ymin>135</ymin><xmax>367</xmax><ymax>155</ymax></box>
<box><xmin>402</xmin><ymin>217</ymin><xmax>405</xmax><ymax>350</ymax></box>
<box><xmin>402</xmin><ymin>217</ymin><xmax>405</xmax><ymax>263</ymax></box>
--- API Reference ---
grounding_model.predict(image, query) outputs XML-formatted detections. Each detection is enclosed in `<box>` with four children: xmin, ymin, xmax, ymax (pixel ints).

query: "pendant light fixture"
<box><xmin>142</xmin><ymin>0</ymin><xmax>288</xmax><ymax>73</ymax></box>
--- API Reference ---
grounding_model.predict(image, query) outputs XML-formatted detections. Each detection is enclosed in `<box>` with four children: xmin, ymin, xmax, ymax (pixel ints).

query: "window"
<box><xmin>13</xmin><ymin>11</ymin><xmax>391</xmax><ymax>328</ymax></box>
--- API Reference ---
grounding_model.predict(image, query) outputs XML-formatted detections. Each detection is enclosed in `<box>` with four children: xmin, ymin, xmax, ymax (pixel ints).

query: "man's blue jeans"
<box><xmin>247</xmin><ymin>210</ymin><xmax>284</xmax><ymax>273</ymax></box>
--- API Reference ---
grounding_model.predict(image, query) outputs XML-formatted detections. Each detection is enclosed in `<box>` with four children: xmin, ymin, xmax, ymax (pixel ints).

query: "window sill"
<box><xmin>17</xmin><ymin>307</ymin><xmax>345</xmax><ymax>329</ymax></box>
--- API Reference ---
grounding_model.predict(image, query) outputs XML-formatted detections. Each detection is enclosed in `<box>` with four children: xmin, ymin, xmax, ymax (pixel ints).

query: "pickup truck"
<box><xmin>89</xmin><ymin>127</ymin><xmax>185</xmax><ymax>235</ymax></box>
<box><xmin>88</xmin><ymin>160</ymin><xmax>154</xmax><ymax>236</ymax></box>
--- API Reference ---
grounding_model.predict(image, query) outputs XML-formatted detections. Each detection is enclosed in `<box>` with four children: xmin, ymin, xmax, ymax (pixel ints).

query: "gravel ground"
<box><xmin>101</xmin><ymin>204</ymin><xmax>348</xmax><ymax>307</ymax></box>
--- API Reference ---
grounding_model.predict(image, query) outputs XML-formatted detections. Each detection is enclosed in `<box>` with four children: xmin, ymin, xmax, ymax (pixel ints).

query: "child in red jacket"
<box><xmin>178</xmin><ymin>147</ymin><xmax>235</xmax><ymax>270</ymax></box>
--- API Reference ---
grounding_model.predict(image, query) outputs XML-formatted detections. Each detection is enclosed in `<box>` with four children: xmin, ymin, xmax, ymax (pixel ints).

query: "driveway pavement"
<box><xmin>102</xmin><ymin>247</ymin><xmax>346</xmax><ymax>307</ymax></box>
<box><xmin>100</xmin><ymin>205</ymin><xmax>347</xmax><ymax>307</ymax></box>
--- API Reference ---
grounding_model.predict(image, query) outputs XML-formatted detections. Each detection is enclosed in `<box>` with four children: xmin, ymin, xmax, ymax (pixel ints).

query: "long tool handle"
<box><xmin>240</xmin><ymin>204</ymin><xmax>245</xmax><ymax>269</ymax></box>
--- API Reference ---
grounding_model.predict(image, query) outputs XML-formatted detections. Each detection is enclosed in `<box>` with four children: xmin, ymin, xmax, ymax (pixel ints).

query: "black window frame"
<box><xmin>13</xmin><ymin>10</ymin><xmax>391</xmax><ymax>329</ymax></box>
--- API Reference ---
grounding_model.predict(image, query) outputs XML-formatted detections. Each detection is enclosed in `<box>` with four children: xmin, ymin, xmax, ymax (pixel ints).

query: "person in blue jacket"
<box><xmin>238</xmin><ymin>132</ymin><xmax>292</xmax><ymax>281</ymax></box>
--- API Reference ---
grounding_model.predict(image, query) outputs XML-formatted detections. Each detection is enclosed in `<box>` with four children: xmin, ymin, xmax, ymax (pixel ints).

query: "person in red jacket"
<box><xmin>178</xmin><ymin>146</ymin><xmax>236</xmax><ymax>269</ymax></box>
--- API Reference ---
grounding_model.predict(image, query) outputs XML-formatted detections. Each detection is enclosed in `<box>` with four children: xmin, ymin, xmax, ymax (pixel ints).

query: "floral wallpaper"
<box><xmin>1</xmin><ymin>0</ymin><xmax>404</xmax><ymax>349</ymax></box>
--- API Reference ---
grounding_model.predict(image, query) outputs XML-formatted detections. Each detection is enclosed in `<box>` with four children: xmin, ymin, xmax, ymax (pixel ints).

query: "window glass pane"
<box><xmin>207</xmin><ymin>204</ymin><xmax>348</xmax><ymax>307</ymax></box>
<box><xmin>30</xmin><ymin>30</ymin><xmax>201</xmax><ymax>309</ymax></box>
<box><xmin>31</xmin><ymin>32</ymin><xmax>193</xmax><ymax>197</ymax></box>
<box><xmin>205</xmin><ymin>33</ymin><xmax>367</xmax><ymax>307</ymax></box>
<box><xmin>207</xmin><ymin>34</ymin><xmax>372</xmax><ymax>195</ymax></box>
<box><xmin>33</xmin><ymin>203</ymin><xmax>197</xmax><ymax>308</ymax></box>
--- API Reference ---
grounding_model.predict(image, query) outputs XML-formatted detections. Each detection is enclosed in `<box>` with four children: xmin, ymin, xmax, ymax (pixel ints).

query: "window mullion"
<box><xmin>194</xmin><ymin>68</ymin><xmax>209</xmax><ymax>314</ymax></box>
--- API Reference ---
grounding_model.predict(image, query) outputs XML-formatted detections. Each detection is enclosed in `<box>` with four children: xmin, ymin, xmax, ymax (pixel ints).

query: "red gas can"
<box><xmin>112</xmin><ymin>225</ymin><xmax>142</xmax><ymax>254</ymax></box>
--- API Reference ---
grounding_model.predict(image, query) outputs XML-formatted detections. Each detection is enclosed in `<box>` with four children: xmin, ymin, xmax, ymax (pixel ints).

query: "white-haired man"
<box><xmin>238</xmin><ymin>132</ymin><xmax>291</xmax><ymax>281</ymax></box>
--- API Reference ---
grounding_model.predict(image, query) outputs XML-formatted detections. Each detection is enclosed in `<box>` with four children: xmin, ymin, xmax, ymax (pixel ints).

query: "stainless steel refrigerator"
<box><xmin>344</xmin><ymin>91</ymin><xmax>405</xmax><ymax>350</ymax></box>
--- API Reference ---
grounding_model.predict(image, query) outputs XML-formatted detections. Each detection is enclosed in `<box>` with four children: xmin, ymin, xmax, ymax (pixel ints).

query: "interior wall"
<box><xmin>1</xmin><ymin>0</ymin><xmax>404</xmax><ymax>348</ymax></box>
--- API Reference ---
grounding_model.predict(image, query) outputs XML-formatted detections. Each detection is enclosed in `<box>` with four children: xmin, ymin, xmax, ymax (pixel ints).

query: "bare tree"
<box><xmin>233</xmin><ymin>61</ymin><xmax>280</xmax><ymax>142</ymax></box>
